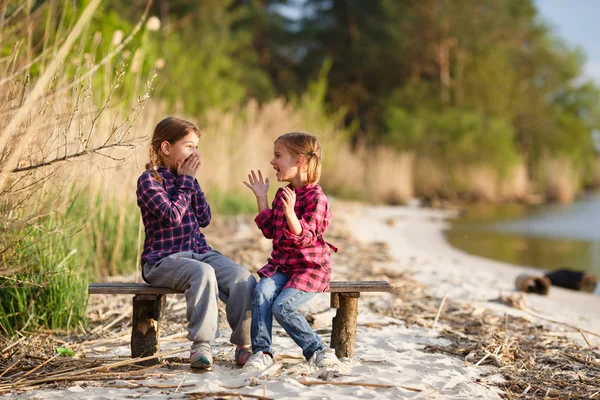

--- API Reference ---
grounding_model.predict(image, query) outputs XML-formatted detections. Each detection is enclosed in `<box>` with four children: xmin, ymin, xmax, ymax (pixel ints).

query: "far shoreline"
<box><xmin>440</xmin><ymin>193</ymin><xmax>600</xmax><ymax>276</ymax></box>
<box><xmin>335</xmin><ymin>201</ymin><xmax>600</xmax><ymax>345</ymax></box>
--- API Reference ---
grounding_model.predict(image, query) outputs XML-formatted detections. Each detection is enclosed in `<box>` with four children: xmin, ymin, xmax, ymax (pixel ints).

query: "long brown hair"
<box><xmin>146</xmin><ymin>117</ymin><xmax>201</xmax><ymax>182</ymax></box>
<box><xmin>276</xmin><ymin>132</ymin><xmax>322</xmax><ymax>184</ymax></box>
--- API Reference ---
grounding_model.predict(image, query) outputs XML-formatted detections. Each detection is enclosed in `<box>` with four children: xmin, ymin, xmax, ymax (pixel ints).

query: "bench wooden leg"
<box><xmin>131</xmin><ymin>294</ymin><xmax>165</xmax><ymax>366</ymax></box>
<box><xmin>330</xmin><ymin>292</ymin><xmax>360</xmax><ymax>358</ymax></box>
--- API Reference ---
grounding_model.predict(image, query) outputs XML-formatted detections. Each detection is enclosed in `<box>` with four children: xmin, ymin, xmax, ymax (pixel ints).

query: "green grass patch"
<box><xmin>0</xmin><ymin>188</ymin><xmax>141</xmax><ymax>336</ymax></box>
<box><xmin>209</xmin><ymin>191</ymin><xmax>256</xmax><ymax>215</ymax></box>
<box><xmin>0</xmin><ymin>215</ymin><xmax>88</xmax><ymax>336</ymax></box>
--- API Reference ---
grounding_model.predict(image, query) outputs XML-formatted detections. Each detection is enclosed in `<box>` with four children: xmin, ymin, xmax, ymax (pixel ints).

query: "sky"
<box><xmin>534</xmin><ymin>0</ymin><xmax>600</xmax><ymax>84</ymax></box>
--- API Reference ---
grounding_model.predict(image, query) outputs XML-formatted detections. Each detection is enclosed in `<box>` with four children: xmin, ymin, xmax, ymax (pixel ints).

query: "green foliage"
<box><xmin>385</xmin><ymin>104</ymin><xmax>519</xmax><ymax>175</ymax></box>
<box><xmin>0</xmin><ymin>214</ymin><xmax>88</xmax><ymax>336</ymax></box>
<box><xmin>156</xmin><ymin>0</ymin><xmax>274</xmax><ymax>114</ymax></box>
<box><xmin>209</xmin><ymin>191</ymin><xmax>256</xmax><ymax>215</ymax></box>
<box><xmin>0</xmin><ymin>187</ymin><xmax>142</xmax><ymax>336</ymax></box>
<box><xmin>277</xmin><ymin>0</ymin><xmax>600</xmax><ymax>190</ymax></box>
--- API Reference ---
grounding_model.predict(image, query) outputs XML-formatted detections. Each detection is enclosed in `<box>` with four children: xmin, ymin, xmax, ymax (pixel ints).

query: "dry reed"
<box><xmin>542</xmin><ymin>157</ymin><xmax>579</xmax><ymax>204</ymax></box>
<box><xmin>593</xmin><ymin>157</ymin><xmax>600</xmax><ymax>189</ymax></box>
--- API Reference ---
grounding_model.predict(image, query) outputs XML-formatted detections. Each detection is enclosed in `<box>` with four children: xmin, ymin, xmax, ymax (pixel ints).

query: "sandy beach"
<box><xmin>10</xmin><ymin>202</ymin><xmax>600</xmax><ymax>399</ymax></box>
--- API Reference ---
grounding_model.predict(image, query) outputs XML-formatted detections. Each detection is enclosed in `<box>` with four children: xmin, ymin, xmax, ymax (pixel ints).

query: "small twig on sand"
<box><xmin>1</xmin><ymin>336</ymin><xmax>26</xmax><ymax>354</ymax></box>
<box><xmin>91</xmin><ymin>312</ymin><xmax>128</xmax><ymax>334</ymax></box>
<box><xmin>21</xmin><ymin>353</ymin><xmax>60</xmax><ymax>377</ymax></box>
<box><xmin>111</xmin><ymin>383</ymin><xmax>194</xmax><ymax>390</ymax></box>
<box><xmin>298</xmin><ymin>381</ymin><xmax>421</xmax><ymax>392</ymax></box>
<box><xmin>432</xmin><ymin>292</ymin><xmax>448</xmax><ymax>329</ymax></box>
<box><xmin>561</xmin><ymin>353</ymin><xmax>600</xmax><ymax>372</ymax></box>
<box><xmin>517</xmin><ymin>307</ymin><xmax>600</xmax><ymax>338</ymax></box>
<box><xmin>186</xmin><ymin>393</ymin><xmax>273</xmax><ymax>400</ymax></box>
<box><xmin>175</xmin><ymin>375</ymin><xmax>186</xmax><ymax>393</ymax></box>
<box><xmin>474</xmin><ymin>351</ymin><xmax>491</xmax><ymax>367</ymax></box>
<box><xmin>580</xmin><ymin>330</ymin><xmax>593</xmax><ymax>348</ymax></box>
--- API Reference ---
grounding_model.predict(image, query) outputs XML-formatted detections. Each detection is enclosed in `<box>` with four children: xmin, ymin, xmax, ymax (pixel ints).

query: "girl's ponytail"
<box><xmin>306</xmin><ymin>148</ymin><xmax>322</xmax><ymax>184</ymax></box>
<box><xmin>146</xmin><ymin>147</ymin><xmax>163</xmax><ymax>183</ymax></box>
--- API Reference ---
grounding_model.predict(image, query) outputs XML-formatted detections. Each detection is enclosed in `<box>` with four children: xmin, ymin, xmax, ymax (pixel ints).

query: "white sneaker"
<box><xmin>243</xmin><ymin>351</ymin><xmax>274</xmax><ymax>373</ymax></box>
<box><xmin>190</xmin><ymin>342</ymin><xmax>213</xmax><ymax>370</ymax></box>
<box><xmin>309</xmin><ymin>348</ymin><xmax>340</xmax><ymax>368</ymax></box>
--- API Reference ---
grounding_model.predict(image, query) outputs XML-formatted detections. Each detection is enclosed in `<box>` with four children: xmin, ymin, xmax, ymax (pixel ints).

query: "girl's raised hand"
<box><xmin>244</xmin><ymin>170</ymin><xmax>269</xmax><ymax>197</ymax></box>
<box><xmin>177</xmin><ymin>153</ymin><xmax>201</xmax><ymax>177</ymax></box>
<box><xmin>281</xmin><ymin>186</ymin><xmax>296</xmax><ymax>215</ymax></box>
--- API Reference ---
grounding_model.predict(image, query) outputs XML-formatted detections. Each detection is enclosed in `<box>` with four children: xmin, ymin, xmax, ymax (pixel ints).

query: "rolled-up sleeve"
<box><xmin>255</xmin><ymin>207</ymin><xmax>275</xmax><ymax>239</ymax></box>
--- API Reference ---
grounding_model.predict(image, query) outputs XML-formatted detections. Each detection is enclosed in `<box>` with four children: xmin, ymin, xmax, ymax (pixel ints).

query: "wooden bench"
<box><xmin>89</xmin><ymin>281</ymin><xmax>393</xmax><ymax>365</ymax></box>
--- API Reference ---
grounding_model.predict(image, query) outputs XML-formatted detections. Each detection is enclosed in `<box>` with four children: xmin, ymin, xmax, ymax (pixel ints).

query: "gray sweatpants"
<box><xmin>143</xmin><ymin>250</ymin><xmax>256</xmax><ymax>346</ymax></box>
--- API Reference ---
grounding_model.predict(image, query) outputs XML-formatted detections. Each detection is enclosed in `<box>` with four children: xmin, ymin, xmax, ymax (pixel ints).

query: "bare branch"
<box><xmin>10</xmin><ymin>141</ymin><xmax>141</xmax><ymax>174</ymax></box>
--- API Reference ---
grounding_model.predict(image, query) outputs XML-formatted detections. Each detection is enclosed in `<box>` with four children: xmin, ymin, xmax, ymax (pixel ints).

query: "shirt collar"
<box><xmin>156</xmin><ymin>165</ymin><xmax>176</xmax><ymax>180</ymax></box>
<box><xmin>292</xmin><ymin>183</ymin><xmax>317</xmax><ymax>194</ymax></box>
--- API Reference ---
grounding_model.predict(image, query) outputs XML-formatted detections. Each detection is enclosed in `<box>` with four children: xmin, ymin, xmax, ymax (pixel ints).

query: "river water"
<box><xmin>445</xmin><ymin>193</ymin><xmax>600</xmax><ymax>277</ymax></box>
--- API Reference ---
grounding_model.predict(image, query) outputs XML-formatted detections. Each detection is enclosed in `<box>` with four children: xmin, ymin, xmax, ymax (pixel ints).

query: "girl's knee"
<box><xmin>272</xmin><ymin>298</ymin><xmax>295</xmax><ymax>320</ymax></box>
<box><xmin>237</xmin><ymin>272</ymin><xmax>257</xmax><ymax>290</ymax></box>
<box><xmin>252</xmin><ymin>280</ymin><xmax>278</xmax><ymax>306</ymax></box>
<box><xmin>235</xmin><ymin>265</ymin><xmax>255</xmax><ymax>281</ymax></box>
<box><xmin>190</xmin><ymin>263</ymin><xmax>217</xmax><ymax>284</ymax></box>
<box><xmin>255</xmin><ymin>277</ymin><xmax>276</xmax><ymax>295</ymax></box>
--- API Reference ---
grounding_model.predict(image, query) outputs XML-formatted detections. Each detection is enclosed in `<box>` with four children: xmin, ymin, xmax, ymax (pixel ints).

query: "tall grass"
<box><xmin>593</xmin><ymin>157</ymin><xmax>600</xmax><ymax>189</ymax></box>
<box><xmin>541</xmin><ymin>157</ymin><xmax>579</xmax><ymax>204</ymax></box>
<box><xmin>0</xmin><ymin>198</ymin><xmax>88</xmax><ymax>336</ymax></box>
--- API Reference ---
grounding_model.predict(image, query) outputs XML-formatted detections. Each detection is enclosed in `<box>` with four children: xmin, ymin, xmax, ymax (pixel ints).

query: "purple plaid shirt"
<box><xmin>255</xmin><ymin>183</ymin><xmax>334</xmax><ymax>292</ymax></box>
<box><xmin>137</xmin><ymin>166</ymin><xmax>212</xmax><ymax>266</ymax></box>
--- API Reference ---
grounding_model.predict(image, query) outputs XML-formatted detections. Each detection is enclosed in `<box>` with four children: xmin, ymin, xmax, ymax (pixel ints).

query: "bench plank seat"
<box><xmin>88</xmin><ymin>280</ymin><xmax>393</xmax><ymax>365</ymax></box>
<box><xmin>89</xmin><ymin>281</ymin><xmax>392</xmax><ymax>295</ymax></box>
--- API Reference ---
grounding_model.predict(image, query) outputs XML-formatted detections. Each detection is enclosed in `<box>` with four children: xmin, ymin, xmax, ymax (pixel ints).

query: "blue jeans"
<box><xmin>251</xmin><ymin>271</ymin><xmax>326</xmax><ymax>360</ymax></box>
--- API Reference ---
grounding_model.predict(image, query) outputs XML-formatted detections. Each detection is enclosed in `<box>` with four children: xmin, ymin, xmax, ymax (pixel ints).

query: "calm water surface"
<box><xmin>445</xmin><ymin>193</ymin><xmax>600</xmax><ymax>277</ymax></box>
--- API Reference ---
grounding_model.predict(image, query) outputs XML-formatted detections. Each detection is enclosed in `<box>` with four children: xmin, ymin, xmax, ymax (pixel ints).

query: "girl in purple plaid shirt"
<box><xmin>137</xmin><ymin>117</ymin><xmax>256</xmax><ymax>371</ymax></box>
<box><xmin>243</xmin><ymin>132</ymin><xmax>341</xmax><ymax>372</ymax></box>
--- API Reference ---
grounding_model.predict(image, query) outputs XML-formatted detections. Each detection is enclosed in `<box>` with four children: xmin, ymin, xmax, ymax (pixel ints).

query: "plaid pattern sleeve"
<box><xmin>137</xmin><ymin>168</ymin><xmax>212</xmax><ymax>266</ymax></box>
<box><xmin>255</xmin><ymin>184</ymin><xmax>333</xmax><ymax>292</ymax></box>
<box><xmin>255</xmin><ymin>208</ymin><xmax>275</xmax><ymax>239</ymax></box>
<box><xmin>193</xmin><ymin>179</ymin><xmax>211</xmax><ymax>228</ymax></box>
<box><xmin>137</xmin><ymin>171</ymin><xmax>195</xmax><ymax>226</ymax></box>
<box><xmin>280</xmin><ymin>188</ymin><xmax>330</xmax><ymax>251</ymax></box>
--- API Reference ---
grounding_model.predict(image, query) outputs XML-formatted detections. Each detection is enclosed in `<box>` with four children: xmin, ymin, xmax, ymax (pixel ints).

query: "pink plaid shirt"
<box><xmin>137</xmin><ymin>167</ymin><xmax>212</xmax><ymax>267</ymax></box>
<box><xmin>255</xmin><ymin>183</ymin><xmax>335</xmax><ymax>292</ymax></box>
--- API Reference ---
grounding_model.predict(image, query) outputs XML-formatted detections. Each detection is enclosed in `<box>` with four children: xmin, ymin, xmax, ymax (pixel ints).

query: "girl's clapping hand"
<box><xmin>244</xmin><ymin>170</ymin><xmax>270</xmax><ymax>197</ymax></box>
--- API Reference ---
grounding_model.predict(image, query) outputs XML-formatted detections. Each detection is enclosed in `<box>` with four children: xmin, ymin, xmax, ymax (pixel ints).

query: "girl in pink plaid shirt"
<box><xmin>243</xmin><ymin>132</ymin><xmax>341</xmax><ymax>373</ymax></box>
